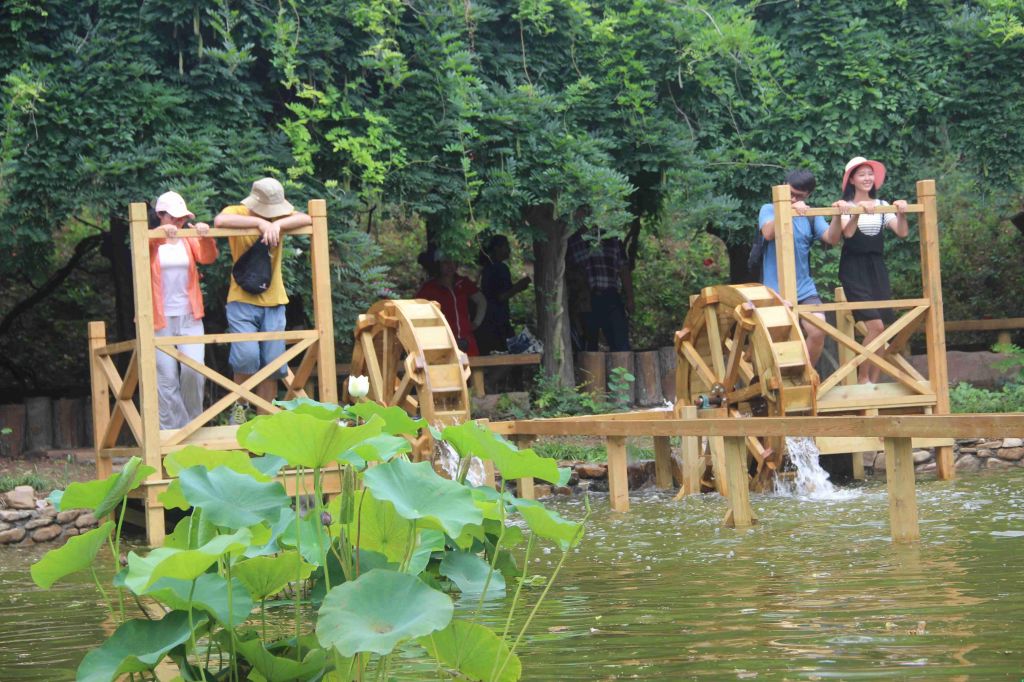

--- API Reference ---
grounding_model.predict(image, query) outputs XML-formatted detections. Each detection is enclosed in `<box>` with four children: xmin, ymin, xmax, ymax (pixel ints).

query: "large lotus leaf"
<box><xmin>511</xmin><ymin>499</ymin><xmax>584</xmax><ymax>550</ymax></box>
<box><xmin>410</xmin><ymin>529</ymin><xmax>445</xmax><ymax>576</ymax></box>
<box><xmin>439</xmin><ymin>550</ymin><xmax>505</xmax><ymax>598</ymax></box>
<box><xmin>345</xmin><ymin>402</ymin><xmax>426</xmax><ymax>435</ymax></box>
<box><xmin>419</xmin><ymin>619</ymin><xmax>521</xmax><ymax>682</ymax></box>
<box><xmin>279</xmin><ymin>509</ymin><xmax>330</xmax><ymax>566</ymax></box>
<box><xmin>316</xmin><ymin>569</ymin><xmax>453</xmax><ymax>656</ymax></box>
<box><xmin>238</xmin><ymin>411</ymin><xmax>384</xmax><ymax>469</ymax></box>
<box><xmin>442</xmin><ymin>422</ymin><xmax>561</xmax><ymax>484</ymax></box>
<box><xmin>363</xmin><ymin>459</ymin><xmax>482</xmax><ymax>538</ymax></box>
<box><xmin>58</xmin><ymin>457</ymin><xmax>156</xmax><ymax>517</ymax></box>
<box><xmin>245</xmin><ymin>507</ymin><xmax>295</xmax><ymax>558</ymax></box>
<box><xmin>124</xmin><ymin>528</ymin><xmax>252</xmax><ymax>594</ymax></box>
<box><xmin>483</xmin><ymin>519</ymin><xmax>525</xmax><ymax>549</ymax></box>
<box><xmin>234</xmin><ymin>550</ymin><xmax>315</xmax><ymax>602</ymax></box>
<box><xmin>164</xmin><ymin>510</ymin><xmax>218</xmax><ymax>550</ymax></box>
<box><xmin>145</xmin><ymin>573</ymin><xmax>253</xmax><ymax>627</ymax></box>
<box><xmin>339</xmin><ymin>490</ymin><xmax>412</xmax><ymax>564</ymax></box>
<box><xmin>76</xmin><ymin>610</ymin><xmax>207</xmax><ymax>682</ymax></box>
<box><xmin>250</xmin><ymin>454</ymin><xmax>288</xmax><ymax>477</ymax></box>
<box><xmin>164</xmin><ymin>445</ymin><xmax>271</xmax><ymax>481</ymax></box>
<box><xmin>178</xmin><ymin>466</ymin><xmax>289</xmax><ymax>529</ymax></box>
<box><xmin>235</xmin><ymin>633</ymin><xmax>331</xmax><ymax>682</ymax></box>
<box><xmin>273</xmin><ymin>397</ymin><xmax>347</xmax><ymax>420</ymax></box>
<box><xmin>158</xmin><ymin>479</ymin><xmax>189</xmax><ymax>511</ymax></box>
<box><xmin>346</xmin><ymin>434</ymin><xmax>412</xmax><ymax>464</ymax></box>
<box><xmin>31</xmin><ymin>521</ymin><xmax>115</xmax><ymax>589</ymax></box>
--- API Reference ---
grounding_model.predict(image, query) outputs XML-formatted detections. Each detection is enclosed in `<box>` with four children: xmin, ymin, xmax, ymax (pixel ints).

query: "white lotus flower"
<box><xmin>348</xmin><ymin>375</ymin><xmax>370</xmax><ymax>399</ymax></box>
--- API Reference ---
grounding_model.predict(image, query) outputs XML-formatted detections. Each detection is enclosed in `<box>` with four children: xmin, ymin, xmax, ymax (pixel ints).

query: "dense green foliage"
<box><xmin>950</xmin><ymin>343</ymin><xmax>1024</xmax><ymax>412</ymax></box>
<box><xmin>1</xmin><ymin>0</ymin><xmax>1023</xmax><ymax>394</ymax></box>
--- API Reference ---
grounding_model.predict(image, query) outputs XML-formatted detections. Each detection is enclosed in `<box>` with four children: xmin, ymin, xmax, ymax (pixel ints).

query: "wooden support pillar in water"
<box><xmin>885</xmin><ymin>436</ymin><xmax>920</xmax><ymax>543</ymax></box>
<box><xmin>607</xmin><ymin>435</ymin><xmax>629</xmax><ymax>512</ymax></box>
<box><xmin>653</xmin><ymin>436</ymin><xmax>673</xmax><ymax>489</ymax></box>
<box><xmin>722</xmin><ymin>435</ymin><xmax>755</xmax><ymax>529</ymax></box>
<box><xmin>513</xmin><ymin>434</ymin><xmax>536</xmax><ymax>499</ymax></box>
<box><xmin>674</xmin><ymin>405</ymin><xmax>702</xmax><ymax>497</ymax></box>
<box><xmin>701</xmin><ymin>407</ymin><xmax>728</xmax><ymax>495</ymax></box>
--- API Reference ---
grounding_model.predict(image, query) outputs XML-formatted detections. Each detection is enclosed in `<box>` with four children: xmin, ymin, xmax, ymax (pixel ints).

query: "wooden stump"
<box><xmin>606</xmin><ymin>351</ymin><xmax>636</xmax><ymax>406</ymax></box>
<box><xmin>0</xmin><ymin>403</ymin><xmax>27</xmax><ymax>458</ymax></box>
<box><xmin>606</xmin><ymin>435</ymin><xmax>629</xmax><ymax>512</ymax></box>
<box><xmin>578</xmin><ymin>351</ymin><xmax>606</xmax><ymax>396</ymax></box>
<box><xmin>658</xmin><ymin>346</ymin><xmax>676</xmax><ymax>402</ymax></box>
<box><xmin>885</xmin><ymin>436</ymin><xmax>920</xmax><ymax>543</ymax></box>
<box><xmin>54</xmin><ymin>398</ymin><xmax>84</xmax><ymax>449</ymax></box>
<box><xmin>25</xmin><ymin>397</ymin><xmax>53</xmax><ymax>452</ymax></box>
<box><xmin>634</xmin><ymin>350</ymin><xmax>663</xmax><ymax>406</ymax></box>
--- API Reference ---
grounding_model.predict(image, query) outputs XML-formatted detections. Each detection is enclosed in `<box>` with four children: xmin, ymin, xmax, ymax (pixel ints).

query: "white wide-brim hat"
<box><xmin>154</xmin><ymin>191</ymin><xmax>195</xmax><ymax>219</ymax></box>
<box><xmin>241</xmin><ymin>177</ymin><xmax>294</xmax><ymax>218</ymax></box>
<box><xmin>841</xmin><ymin>156</ymin><xmax>887</xmax><ymax>191</ymax></box>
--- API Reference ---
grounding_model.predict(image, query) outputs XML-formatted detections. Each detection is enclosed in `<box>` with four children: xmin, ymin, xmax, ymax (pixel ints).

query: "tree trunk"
<box><xmin>103</xmin><ymin>212</ymin><xmax>136</xmax><ymax>341</ymax></box>
<box><xmin>528</xmin><ymin>206</ymin><xmax>574</xmax><ymax>387</ymax></box>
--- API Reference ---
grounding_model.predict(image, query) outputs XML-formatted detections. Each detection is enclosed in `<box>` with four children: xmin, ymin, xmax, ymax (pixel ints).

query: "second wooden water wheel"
<box><xmin>674</xmin><ymin>284</ymin><xmax>818</xmax><ymax>491</ymax></box>
<box><xmin>346</xmin><ymin>299</ymin><xmax>472</xmax><ymax>456</ymax></box>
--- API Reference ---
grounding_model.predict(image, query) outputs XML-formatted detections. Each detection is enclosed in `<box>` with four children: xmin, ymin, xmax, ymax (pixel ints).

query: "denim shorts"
<box><xmin>226</xmin><ymin>301</ymin><xmax>287</xmax><ymax>377</ymax></box>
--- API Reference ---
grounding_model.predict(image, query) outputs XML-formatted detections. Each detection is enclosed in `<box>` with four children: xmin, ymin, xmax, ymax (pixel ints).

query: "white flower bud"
<box><xmin>348</xmin><ymin>375</ymin><xmax>370</xmax><ymax>399</ymax></box>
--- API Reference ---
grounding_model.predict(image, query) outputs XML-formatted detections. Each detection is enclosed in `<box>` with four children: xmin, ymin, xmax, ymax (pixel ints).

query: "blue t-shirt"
<box><xmin>757</xmin><ymin>203</ymin><xmax>828</xmax><ymax>302</ymax></box>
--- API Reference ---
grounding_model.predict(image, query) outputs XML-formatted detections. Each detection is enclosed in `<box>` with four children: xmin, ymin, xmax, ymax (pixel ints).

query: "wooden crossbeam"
<box><xmin>283</xmin><ymin>339</ymin><xmax>319</xmax><ymax>400</ymax></box>
<box><xmin>158</xmin><ymin>345</ymin><xmax>277</xmax><ymax>414</ymax></box>
<box><xmin>145</xmin><ymin>226</ymin><xmax>314</xmax><ymax>238</ymax></box>
<box><xmin>96</xmin><ymin>339</ymin><xmax>137</xmax><ymax>356</ymax></box>
<box><xmin>797</xmin><ymin>204</ymin><xmax>925</xmax><ymax>217</ymax></box>
<box><xmin>679</xmin><ymin>341</ymin><xmax>718</xmax><ymax>388</ymax></box>
<box><xmin>794</xmin><ymin>298</ymin><xmax>929</xmax><ymax>314</ymax></box>
<box><xmin>153</xmin><ymin>329</ymin><xmax>317</xmax><ymax>346</ymax></box>
<box><xmin>97</xmin><ymin>353</ymin><xmax>143</xmax><ymax>447</ymax></box>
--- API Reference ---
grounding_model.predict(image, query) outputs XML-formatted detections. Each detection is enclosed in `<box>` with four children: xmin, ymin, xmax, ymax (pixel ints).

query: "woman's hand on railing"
<box><xmin>833</xmin><ymin>200</ymin><xmax>854</xmax><ymax>215</ymax></box>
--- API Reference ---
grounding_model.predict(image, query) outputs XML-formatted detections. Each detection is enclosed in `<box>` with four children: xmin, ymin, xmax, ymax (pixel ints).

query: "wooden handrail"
<box><xmin>798</xmin><ymin>204</ymin><xmax>925</xmax><ymax>217</ymax></box>
<box><xmin>944</xmin><ymin>317</ymin><xmax>1024</xmax><ymax>333</ymax></box>
<box><xmin>795</xmin><ymin>298</ymin><xmax>929</xmax><ymax>313</ymax></box>
<box><xmin>96</xmin><ymin>339</ymin><xmax>138</xmax><ymax>356</ymax></box>
<box><xmin>152</xmin><ymin>329</ymin><xmax>318</xmax><ymax>346</ymax></box>
<box><xmin>145</xmin><ymin>226</ymin><xmax>314</xmax><ymax>239</ymax></box>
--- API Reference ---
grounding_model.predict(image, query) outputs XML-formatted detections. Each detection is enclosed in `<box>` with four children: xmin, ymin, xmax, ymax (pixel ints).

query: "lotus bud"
<box><xmin>348</xmin><ymin>375</ymin><xmax>370</xmax><ymax>399</ymax></box>
<box><xmin>321</xmin><ymin>511</ymin><xmax>332</xmax><ymax>526</ymax></box>
<box><xmin>119</xmin><ymin>553</ymin><xmax>128</xmax><ymax>568</ymax></box>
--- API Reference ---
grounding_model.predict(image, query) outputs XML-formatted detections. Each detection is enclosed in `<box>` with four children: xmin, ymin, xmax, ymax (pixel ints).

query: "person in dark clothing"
<box><xmin>567</xmin><ymin>229</ymin><xmax>634</xmax><ymax>352</ymax></box>
<box><xmin>832</xmin><ymin>156</ymin><xmax>911</xmax><ymax>384</ymax></box>
<box><xmin>475</xmin><ymin>235</ymin><xmax>531</xmax><ymax>355</ymax></box>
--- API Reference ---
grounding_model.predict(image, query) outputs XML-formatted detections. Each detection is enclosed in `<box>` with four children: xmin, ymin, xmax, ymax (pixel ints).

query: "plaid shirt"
<box><xmin>568</xmin><ymin>233</ymin><xmax>625</xmax><ymax>291</ymax></box>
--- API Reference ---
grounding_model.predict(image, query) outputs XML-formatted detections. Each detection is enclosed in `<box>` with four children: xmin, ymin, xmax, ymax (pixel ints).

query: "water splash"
<box><xmin>435</xmin><ymin>439</ymin><xmax>487</xmax><ymax>487</ymax></box>
<box><xmin>774</xmin><ymin>436</ymin><xmax>860</xmax><ymax>501</ymax></box>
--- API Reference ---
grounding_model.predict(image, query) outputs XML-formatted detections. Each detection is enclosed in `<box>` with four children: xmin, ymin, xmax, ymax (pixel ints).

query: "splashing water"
<box><xmin>434</xmin><ymin>439</ymin><xmax>487</xmax><ymax>487</ymax></box>
<box><xmin>774</xmin><ymin>436</ymin><xmax>861</xmax><ymax>501</ymax></box>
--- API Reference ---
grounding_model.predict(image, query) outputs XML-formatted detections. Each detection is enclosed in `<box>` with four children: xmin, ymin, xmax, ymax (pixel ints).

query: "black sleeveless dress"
<box><xmin>838</xmin><ymin>203</ymin><xmax>894</xmax><ymax>323</ymax></box>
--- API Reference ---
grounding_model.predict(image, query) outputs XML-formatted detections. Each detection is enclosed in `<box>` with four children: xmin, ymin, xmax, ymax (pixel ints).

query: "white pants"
<box><xmin>155</xmin><ymin>313</ymin><xmax>206</xmax><ymax>430</ymax></box>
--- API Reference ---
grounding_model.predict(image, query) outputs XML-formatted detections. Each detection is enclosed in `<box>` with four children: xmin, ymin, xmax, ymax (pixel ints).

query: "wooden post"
<box><xmin>129</xmin><ymin>202</ymin><xmax>165</xmax><ymax>546</ymax></box>
<box><xmin>997</xmin><ymin>330</ymin><xmax>1012</xmax><ymax>347</ymax></box>
<box><xmin>722</xmin><ymin>435</ymin><xmax>754</xmax><ymax>529</ymax></box>
<box><xmin>916</xmin><ymin>180</ymin><xmax>953</xmax><ymax>480</ymax></box>
<box><xmin>470</xmin><ymin>371</ymin><xmax>486</xmax><ymax>398</ymax></box>
<box><xmin>653</xmin><ymin>436</ymin><xmax>672</xmax><ymax>489</ymax></box>
<box><xmin>771</xmin><ymin>184</ymin><xmax>798</xmax><ymax>303</ymax></box>
<box><xmin>578</xmin><ymin>351</ymin><xmax>606</xmax><ymax>396</ymax></box>
<box><xmin>606</xmin><ymin>435</ymin><xmax>629</xmax><ymax>512</ymax></box>
<box><xmin>88</xmin><ymin>322</ymin><xmax>112</xmax><ymax>479</ymax></box>
<box><xmin>700</xmin><ymin>407</ymin><xmax>728</xmax><ymax>495</ymax></box>
<box><xmin>852</xmin><ymin>407</ymin><xmax>877</xmax><ymax>481</ymax></box>
<box><xmin>834</xmin><ymin>287</ymin><xmax>858</xmax><ymax>387</ymax></box>
<box><xmin>884</xmin><ymin>436</ymin><xmax>920</xmax><ymax>543</ymax></box>
<box><xmin>25</xmin><ymin>397</ymin><xmax>53</xmax><ymax>452</ymax></box>
<box><xmin>606</xmin><ymin>351</ymin><xmax>636</xmax><ymax>406</ymax></box>
<box><xmin>658</xmin><ymin>346</ymin><xmax>676</xmax><ymax>402</ymax></box>
<box><xmin>513</xmin><ymin>434</ymin><xmax>536</xmax><ymax>500</ymax></box>
<box><xmin>634</xmin><ymin>350</ymin><xmax>663</xmax><ymax>406</ymax></box>
<box><xmin>676</xmin><ymin>405</ymin><xmax>702</xmax><ymax>496</ymax></box>
<box><xmin>309</xmin><ymin>200</ymin><xmax>338</xmax><ymax>404</ymax></box>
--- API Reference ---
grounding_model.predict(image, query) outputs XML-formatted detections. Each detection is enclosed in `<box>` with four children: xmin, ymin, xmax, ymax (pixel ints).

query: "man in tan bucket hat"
<box><xmin>214</xmin><ymin>178</ymin><xmax>312</xmax><ymax>421</ymax></box>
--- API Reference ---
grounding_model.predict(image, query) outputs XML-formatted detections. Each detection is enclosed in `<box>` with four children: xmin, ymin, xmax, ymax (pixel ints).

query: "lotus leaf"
<box><xmin>238</xmin><ymin>411</ymin><xmax>383</xmax><ymax>469</ymax></box>
<box><xmin>439</xmin><ymin>550</ymin><xmax>506</xmax><ymax>598</ymax></box>
<box><xmin>76</xmin><ymin>610</ymin><xmax>207</xmax><ymax>682</ymax></box>
<box><xmin>363</xmin><ymin>459</ymin><xmax>483</xmax><ymax>538</ymax></box>
<box><xmin>164</xmin><ymin>510</ymin><xmax>218</xmax><ymax>550</ymax></box>
<box><xmin>58</xmin><ymin>456</ymin><xmax>155</xmax><ymax>517</ymax></box>
<box><xmin>339</xmin><ymin>490</ymin><xmax>413</xmax><ymax>564</ymax></box>
<box><xmin>316</xmin><ymin>569</ymin><xmax>453</xmax><ymax>656</ymax></box>
<box><xmin>233</xmin><ymin>551</ymin><xmax>316</xmax><ymax>602</ymax></box>
<box><xmin>235</xmin><ymin>633</ymin><xmax>331</xmax><ymax>681</ymax></box>
<box><xmin>419</xmin><ymin>618</ymin><xmax>521</xmax><ymax>682</ymax></box>
<box><xmin>512</xmin><ymin>498</ymin><xmax>584</xmax><ymax>550</ymax></box>
<box><xmin>345</xmin><ymin>402</ymin><xmax>427</xmax><ymax>435</ymax></box>
<box><xmin>145</xmin><ymin>573</ymin><xmax>253</xmax><ymax>627</ymax></box>
<box><xmin>250</xmin><ymin>454</ymin><xmax>288</xmax><ymax>477</ymax></box>
<box><xmin>124</xmin><ymin>528</ymin><xmax>252</xmax><ymax>593</ymax></box>
<box><xmin>158</xmin><ymin>479</ymin><xmax>190</xmax><ymax>511</ymax></box>
<box><xmin>31</xmin><ymin>521</ymin><xmax>115</xmax><ymax>589</ymax></box>
<box><xmin>273</xmin><ymin>397</ymin><xmax>347</xmax><ymax>420</ymax></box>
<box><xmin>346</xmin><ymin>433</ymin><xmax>412</xmax><ymax>464</ymax></box>
<box><xmin>178</xmin><ymin>466</ymin><xmax>289</xmax><ymax>529</ymax></box>
<box><xmin>278</xmin><ymin>511</ymin><xmax>330</xmax><ymax>566</ymax></box>
<box><xmin>442</xmin><ymin>422</ymin><xmax>562</xmax><ymax>484</ymax></box>
<box><xmin>164</xmin><ymin>445</ymin><xmax>272</xmax><ymax>480</ymax></box>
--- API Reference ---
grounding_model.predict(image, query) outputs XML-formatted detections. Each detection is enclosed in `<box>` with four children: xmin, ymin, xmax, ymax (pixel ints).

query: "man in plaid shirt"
<box><xmin>567</xmin><ymin>229</ymin><xmax>634</xmax><ymax>352</ymax></box>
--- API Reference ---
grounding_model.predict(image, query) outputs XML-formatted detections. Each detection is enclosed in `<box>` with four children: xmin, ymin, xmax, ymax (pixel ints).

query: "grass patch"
<box><xmin>532</xmin><ymin>439</ymin><xmax>654</xmax><ymax>463</ymax></box>
<box><xmin>0</xmin><ymin>471</ymin><xmax>53</xmax><ymax>494</ymax></box>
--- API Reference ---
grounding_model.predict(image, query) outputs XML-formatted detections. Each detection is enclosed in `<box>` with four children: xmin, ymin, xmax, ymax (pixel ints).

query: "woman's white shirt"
<box><xmin>854</xmin><ymin>200</ymin><xmax>898</xmax><ymax>237</ymax></box>
<box><xmin>158</xmin><ymin>240</ymin><xmax>191</xmax><ymax>316</ymax></box>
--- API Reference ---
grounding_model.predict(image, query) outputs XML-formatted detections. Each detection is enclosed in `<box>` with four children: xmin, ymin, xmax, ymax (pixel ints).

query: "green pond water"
<box><xmin>1</xmin><ymin>469</ymin><xmax>1023</xmax><ymax>681</ymax></box>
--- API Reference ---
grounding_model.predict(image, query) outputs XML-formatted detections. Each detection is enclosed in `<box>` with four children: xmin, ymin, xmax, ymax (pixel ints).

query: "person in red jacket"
<box><xmin>415</xmin><ymin>248</ymin><xmax>486</xmax><ymax>355</ymax></box>
<box><xmin>150</xmin><ymin>191</ymin><xmax>218</xmax><ymax>430</ymax></box>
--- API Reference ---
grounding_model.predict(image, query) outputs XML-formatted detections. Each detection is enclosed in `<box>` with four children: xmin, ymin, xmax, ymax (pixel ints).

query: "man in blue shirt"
<box><xmin>756</xmin><ymin>169</ymin><xmax>841</xmax><ymax>366</ymax></box>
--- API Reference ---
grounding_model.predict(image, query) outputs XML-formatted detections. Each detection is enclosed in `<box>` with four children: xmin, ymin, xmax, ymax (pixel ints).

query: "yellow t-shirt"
<box><xmin>222</xmin><ymin>205</ymin><xmax>289</xmax><ymax>306</ymax></box>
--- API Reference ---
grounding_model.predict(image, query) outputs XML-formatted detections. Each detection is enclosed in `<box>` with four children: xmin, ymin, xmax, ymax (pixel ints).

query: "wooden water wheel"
<box><xmin>346</xmin><ymin>299</ymin><xmax>472</xmax><ymax>456</ymax></box>
<box><xmin>674</xmin><ymin>284</ymin><xmax>818</xmax><ymax>491</ymax></box>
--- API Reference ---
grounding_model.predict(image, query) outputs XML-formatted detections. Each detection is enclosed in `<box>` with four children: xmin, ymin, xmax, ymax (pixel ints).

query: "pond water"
<box><xmin>2</xmin><ymin>469</ymin><xmax>1023</xmax><ymax>680</ymax></box>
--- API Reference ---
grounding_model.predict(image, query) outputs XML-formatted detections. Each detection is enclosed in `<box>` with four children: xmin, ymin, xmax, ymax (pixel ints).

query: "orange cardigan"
<box><xmin>149</xmin><ymin>237</ymin><xmax>219</xmax><ymax>331</ymax></box>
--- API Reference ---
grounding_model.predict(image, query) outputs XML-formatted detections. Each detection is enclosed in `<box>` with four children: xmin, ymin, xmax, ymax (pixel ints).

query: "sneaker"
<box><xmin>228</xmin><ymin>403</ymin><xmax>248</xmax><ymax>426</ymax></box>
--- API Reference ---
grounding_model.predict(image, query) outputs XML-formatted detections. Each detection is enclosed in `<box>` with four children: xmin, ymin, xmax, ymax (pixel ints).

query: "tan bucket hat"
<box><xmin>241</xmin><ymin>178</ymin><xmax>294</xmax><ymax>218</ymax></box>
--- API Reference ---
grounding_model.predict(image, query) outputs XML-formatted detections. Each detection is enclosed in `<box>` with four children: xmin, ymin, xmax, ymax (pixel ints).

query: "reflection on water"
<box><xmin>2</xmin><ymin>470</ymin><xmax>1023</xmax><ymax>680</ymax></box>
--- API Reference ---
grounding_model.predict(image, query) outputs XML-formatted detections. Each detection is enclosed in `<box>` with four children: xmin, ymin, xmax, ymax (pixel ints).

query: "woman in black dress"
<box><xmin>833</xmin><ymin>156</ymin><xmax>910</xmax><ymax>384</ymax></box>
<box><xmin>475</xmin><ymin>235</ymin><xmax>531</xmax><ymax>355</ymax></box>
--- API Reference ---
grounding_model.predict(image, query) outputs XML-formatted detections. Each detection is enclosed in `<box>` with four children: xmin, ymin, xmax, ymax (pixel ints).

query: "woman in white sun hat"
<box><xmin>832</xmin><ymin>156</ymin><xmax>911</xmax><ymax>384</ymax></box>
<box><xmin>150</xmin><ymin>191</ymin><xmax>218</xmax><ymax>429</ymax></box>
